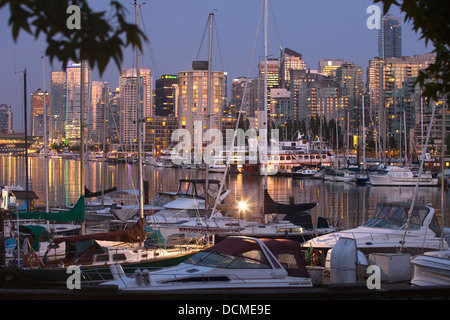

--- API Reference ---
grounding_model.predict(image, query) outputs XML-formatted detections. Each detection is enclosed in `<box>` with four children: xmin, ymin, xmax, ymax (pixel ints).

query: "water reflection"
<box><xmin>0</xmin><ymin>156</ymin><xmax>448</xmax><ymax>230</ymax></box>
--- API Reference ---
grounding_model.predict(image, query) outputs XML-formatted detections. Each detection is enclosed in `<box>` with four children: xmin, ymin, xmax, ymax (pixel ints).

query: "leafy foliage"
<box><xmin>0</xmin><ymin>0</ymin><xmax>147</xmax><ymax>75</ymax></box>
<box><xmin>374</xmin><ymin>0</ymin><xmax>450</xmax><ymax>101</ymax></box>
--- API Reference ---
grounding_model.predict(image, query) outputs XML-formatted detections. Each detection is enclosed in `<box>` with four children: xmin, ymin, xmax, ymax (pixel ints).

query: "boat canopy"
<box><xmin>177</xmin><ymin>179</ymin><xmax>221</xmax><ymax>199</ymax></box>
<box><xmin>54</xmin><ymin>219</ymin><xmax>145</xmax><ymax>244</ymax></box>
<box><xmin>201</xmin><ymin>237</ymin><xmax>309</xmax><ymax>278</ymax></box>
<box><xmin>363</xmin><ymin>202</ymin><xmax>441</xmax><ymax>236</ymax></box>
<box><xmin>11</xmin><ymin>196</ymin><xmax>85</xmax><ymax>222</ymax></box>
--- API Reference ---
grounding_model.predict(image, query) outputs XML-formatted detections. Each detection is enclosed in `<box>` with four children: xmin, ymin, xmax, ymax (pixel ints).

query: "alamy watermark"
<box><xmin>66</xmin><ymin>5</ymin><xmax>81</xmax><ymax>30</ymax></box>
<box><xmin>170</xmin><ymin>121</ymin><xmax>280</xmax><ymax>171</ymax></box>
<box><xmin>366</xmin><ymin>5</ymin><xmax>381</xmax><ymax>30</ymax></box>
<box><xmin>366</xmin><ymin>265</ymin><xmax>381</xmax><ymax>290</ymax></box>
<box><xmin>66</xmin><ymin>265</ymin><xmax>81</xmax><ymax>289</ymax></box>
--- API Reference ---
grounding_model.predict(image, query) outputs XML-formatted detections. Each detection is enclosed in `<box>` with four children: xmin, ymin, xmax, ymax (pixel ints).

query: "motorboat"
<box><xmin>291</xmin><ymin>165</ymin><xmax>317</xmax><ymax>178</ymax></box>
<box><xmin>411</xmin><ymin>249</ymin><xmax>450</xmax><ymax>286</ymax></box>
<box><xmin>323</xmin><ymin>168</ymin><xmax>356</xmax><ymax>182</ymax></box>
<box><xmin>369</xmin><ymin>166</ymin><xmax>438</xmax><ymax>186</ymax></box>
<box><xmin>101</xmin><ymin>236</ymin><xmax>313</xmax><ymax>291</ymax></box>
<box><xmin>303</xmin><ymin>202</ymin><xmax>449</xmax><ymax>265</ymax></box>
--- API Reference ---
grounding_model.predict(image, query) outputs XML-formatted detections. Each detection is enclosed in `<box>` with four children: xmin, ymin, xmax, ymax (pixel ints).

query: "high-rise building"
<box><xmin>258</xmin><ymin>58</ymin><xmax>280</xmax><ymax>107</ymax></box>
<box><xmin>382</xmin><ymin>55</ymin><xmax>434</xmax><ymax>141</ymax></box>
<box><xmin>230</xmin><ymin>77</ymin><xmax>252</xmax><ymax>117</ymax></box>
<box><xmin>290</xmin><ymin>69</ymin><xmax>349</xmax><ymax>126</ymax></box>
<box><xmin>336</xmin><ymin>62</ymin><xmax>364</xmax><ymax>136</ymax></box>
<box><xmin>318</xmin><ymin>59</ymin><xmax>345</xmax><ymax>77</ymax></box>
<box><xmin>90</xmin><ymin>81</ymin><xmax>110</xmax><ymax>145</ymax></box>
<box><xmin>154</xmin><ymin>75</ymin><xmax>178</xmax><ymax>117</ymax></box>
<box><xmin>119</xmin><ymin>68</ymin><xmax>152</xmax><ymax>147</ymax></box>
<box><xmin>290</xmin><ymin>69</ymin><xmax>330</xmax><ymax>120</ymax></box>
<box><xmin>379</xmin><ymin>15</ymin><xmax>402</xmax><ymax>59</ymax></box>
<box><xmin>279</xmin><ymin>48</ymin><xmax>306</xmax><ymax>89</ymax></box>
<box><xmin>308</xmin><ymin>79</ymin><xmax>347</xmax><ymax>121</ymax></box>
<box><xmin>65</xmin><ymin>61</ymin><xmax>91</xmax><ymax>144</ymax></box>
<box><xmin>49</xmin><ymin>71</ymin><xmax>66</xmax><ymax>142</ymax></box>
<box><xmin>177</xmin><ymin>62</ymin><xmax>225</xmax><ymax>138</ymax></box>
<box><xmin>366</xmin><ymin>54</ymin><xmax>435</xmax><ymax>155</ymax></box>
<box><xmin>0</xmin><ymin>104</ymin><xmax>13</xmax><ymax>133</ymax></box>
<box><xmin>30</xmin><ymin>89</ymin><xmax>49</xmax><ymax>136</ymax></box>
<box><xmin>144</xmin><ymin>116</ymin><xmax>179</xmax><ymax>155</ymax></box>
<box><xmin>270</xmin><ymin>88</ymin><xmax>291</xmax><ymax>128</ymax></box>
<box><xmin>109</xmin><ymin>88</ymin><xmax>121</xmax><ymax>145</ymax></box>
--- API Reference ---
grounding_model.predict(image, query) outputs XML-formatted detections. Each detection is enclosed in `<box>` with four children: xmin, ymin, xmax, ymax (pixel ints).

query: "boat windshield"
<box><xmin>184</xmin><ymin>250</ymin><xmax>271</xmax><ymax>269</ymax></box>
<box><xmin>362</xmin><ymin>203</ymin><xmax>424</xmax><ymax>230</ymax></box>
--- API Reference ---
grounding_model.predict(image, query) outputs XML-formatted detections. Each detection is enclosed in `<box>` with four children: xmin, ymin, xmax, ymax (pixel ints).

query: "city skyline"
<box><xmin>0</xmin><ymin>0</ymin><xmax>431</xmax><ymax>133</ymax></box>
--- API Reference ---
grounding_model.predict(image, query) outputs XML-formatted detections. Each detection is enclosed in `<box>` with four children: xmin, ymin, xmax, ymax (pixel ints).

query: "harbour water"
<box><xmin>1</xmin><ymin>155</ymin><xmax>449</xmax><ymax>231</ymax></box>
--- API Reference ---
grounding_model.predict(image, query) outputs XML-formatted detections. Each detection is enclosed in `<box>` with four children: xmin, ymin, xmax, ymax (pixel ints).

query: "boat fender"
<box><xmin>24</xmin><ymin>252</ymin><xmax>39</xmax><ymax>268</ymax></box>
<box><xmin>109</xmin><ymin>264</ymin><xmax>120</xmax><ymax>280</ymax></box>
<box><xmin>117</xmin><ymin>264</ymin><xmax>126</xmax><ymax>278</ymax></box>
<box><xmin>134</xmin><ymin>269</ymin><xmax>143</xmax><ymax>286</ymax></box>
<box><xmin>142</xmin><ymin>269</ymin><xmax>150</xmax><ymax>286</ymax></box>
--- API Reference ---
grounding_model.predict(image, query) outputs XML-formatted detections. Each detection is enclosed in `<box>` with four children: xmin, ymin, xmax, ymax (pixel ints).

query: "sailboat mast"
<box><xmin>205</xmin><ymin>12</ymin><xmax>214</xmax><ymax>215</ymax></box>
<box><xmin>42</xmin><ymin>57</ymin><xmax>49</xmax><ymax>213</ymax></box>
<box><xmin>362</xmin><ymin>94</ymin><xmax>366</xmax><ymax>170</ymax></box>
<box><xmin>263</xmin><ymin>0</ymin><xmax>268</xmax><ymax>190</ymax></box>
<box><xmin>135</xmin><ymin>0</ymin><xmax>144</xmax><ymax>220</ymax></box>
<box><xmin>24</xmin><ymin>69</ymin><xmax>29</xmax><ymax>212</ymax></box>
<box><xmin>80</xmin><ymin>60</ymin><xmax>86</xmax><ymax>234</ymax></box>
<box><xmin>441</xmin><ymin>97</ymin><xmax>446</xmax><ymax>250</ymax></box>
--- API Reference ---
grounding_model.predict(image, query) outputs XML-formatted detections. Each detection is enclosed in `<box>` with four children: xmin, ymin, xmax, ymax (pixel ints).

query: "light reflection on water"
<box><xmin>1</xmin><ymin>156</ymin><xmax>448</xmax><ymax>230</ymax></box>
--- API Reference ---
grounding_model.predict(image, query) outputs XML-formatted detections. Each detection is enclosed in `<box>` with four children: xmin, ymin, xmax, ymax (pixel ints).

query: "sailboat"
<box><xmin>5</xmin><ymin>2</ymin><xmax>207</xmax><ymax>286</ymax></box>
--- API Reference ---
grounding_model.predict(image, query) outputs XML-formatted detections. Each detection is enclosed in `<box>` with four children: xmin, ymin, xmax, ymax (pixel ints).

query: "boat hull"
<box><xmin>8</xmin><ymin>251</ymin><xmax>197</xmax><ymax>286</ymax></box>
<box><xmin>411</xmin><ymin>252</ymin><xmax>450</xmax><ymax>286</ymax></box>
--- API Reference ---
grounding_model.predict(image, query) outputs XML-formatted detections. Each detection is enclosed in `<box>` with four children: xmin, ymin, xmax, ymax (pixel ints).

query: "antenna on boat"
<box><xmin>440</xmin><ymin>95</ymin><xmax>447</xmax><ymax>250</ymax></box>
<box><xmin>263</xmin><ymin>0</ymin><xmax>268</xmax><ymax>191</ymax></box>
<box><xmin>400</xmin><ymin>99</ymin><xmax>437</xmax><ymax>252</ymax></box>
<box><xmin>134</xmin><ymin>0</ymin><xmax>145</xmax><ymax>223</ymax></box>
<box><xmin>205</xmin><ymin>12</ymin><xmax>214</xmax><ymax>217</ymax></box>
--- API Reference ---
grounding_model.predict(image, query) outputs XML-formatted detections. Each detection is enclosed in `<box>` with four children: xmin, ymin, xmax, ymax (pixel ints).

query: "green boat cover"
<box><xmin>19</xmin><ymin>225</ymin><xmax>47</xmax><ymax>252</ymax></box>
<box><xmin>11</xmin><ymin>196</ymin><xmax>86</xmax><ymax>222</ymax></box>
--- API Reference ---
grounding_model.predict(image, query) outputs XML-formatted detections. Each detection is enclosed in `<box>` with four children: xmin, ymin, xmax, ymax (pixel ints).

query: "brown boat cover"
<box><xmin>204</xmin><ymin>237</ymin><xmax>310</xmax><ymax>278</ymax></box>
<box><xmin>54</xmin><ymin>219</ymin><xmax>145</xmax><ymax>244</ymax></box>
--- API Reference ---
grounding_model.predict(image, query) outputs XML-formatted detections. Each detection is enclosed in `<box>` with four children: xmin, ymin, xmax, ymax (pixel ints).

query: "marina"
<box><xmin>0</xmin><ymin>0</ymin><xmax>449</xmax><ymax>303</ymax></box>
<box><xmin>1</xmin><ymin>155</ymin><xmax>449</xmax><ymax>299</ymax></box>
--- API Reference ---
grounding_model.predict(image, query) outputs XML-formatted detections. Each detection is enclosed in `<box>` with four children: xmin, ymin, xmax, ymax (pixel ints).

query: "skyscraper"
<box><xmin>318</xmin><ymin>59</ymin><xmax>345</xmax><ymax>77</ymax></box>
<box><xmin>30</xmin><ymin>89</ymin><xmax>49</xmax><ymax>136</ymax></box>
<box><xmin>258</xmin><ymin>58</ymin><xmax>280</xmax><ymax>107</ymax></box>
<box><xmin>154</xmin><ymin>75</ymin><xmax>178</xmax><ymax>117</ymax></box>
<box><xmin>336</xmin><ymin>62</ymin><xmax>364</xmax><ymax>136</ymax></box>
<box><xmin>0</xmin><ymin>104</ymin><xmax>13</xmax><ymax>133</ymax></box>
<box><xmin>90</xmin><ymin>81</ymin><xmax>110</xmax><ymax>145</ymax></box>
<box><xmin>50</xmin><ymin>71</ymin><xmax>66</xmax><ymax>142</ymax></box>
<box><xmin>118</xmin><ymin>68</ymin><xmax>152</xmax><ymax>147</ymax></box>
<box><xmin>379</xmin><ymin>15</ymin><xmax>402</xmax><ymax>59</ymax></box>
<box><xmin>178</xmin><ymin>62</ymin><xmax>225</xmax><ymax>138</ymax></box>
<box><xmin>279</xmin><ymin>48</ymin><xmax>306</xmax><ymax>89</ymax></box>
<box><xmin>65</xmin><ymin>61</ymin><xmax>91</xmax><ymax>144</ymax></box>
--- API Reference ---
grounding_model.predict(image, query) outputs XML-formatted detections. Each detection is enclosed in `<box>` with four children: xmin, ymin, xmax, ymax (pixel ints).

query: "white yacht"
<box><xmin>102</xmin><ymin>236</ymin><xmax>313</xmax><ymax>291</ymax></box>
<box><xmin>303</xmin><ymin>202</ymin><xmax>449</xmax><ymax>262</ymax></box>
<box><xmin>369</xmin><ymin>166</ymin><xmax>438</xmax><ymax>186</ymax></box>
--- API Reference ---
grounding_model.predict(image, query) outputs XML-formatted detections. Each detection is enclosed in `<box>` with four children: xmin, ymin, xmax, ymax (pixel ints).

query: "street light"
<box><xmin>238</xmin><ymin>200</ymin><xmax>247</xmax><ymax>212</ymax></box>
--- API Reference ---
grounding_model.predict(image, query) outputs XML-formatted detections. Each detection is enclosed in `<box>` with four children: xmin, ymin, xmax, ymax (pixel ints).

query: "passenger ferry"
<box><xmin>260</xmin><ymin>134</ymin><xmax>336</xmax><ymax>175</ymax></box>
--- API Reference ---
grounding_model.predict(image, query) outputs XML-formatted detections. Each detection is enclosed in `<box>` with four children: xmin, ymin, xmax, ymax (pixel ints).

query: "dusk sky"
<box><xmin>0</xmin><ymin>0</ymin><xmax>432</xmax><ymax>133</ymax></box>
